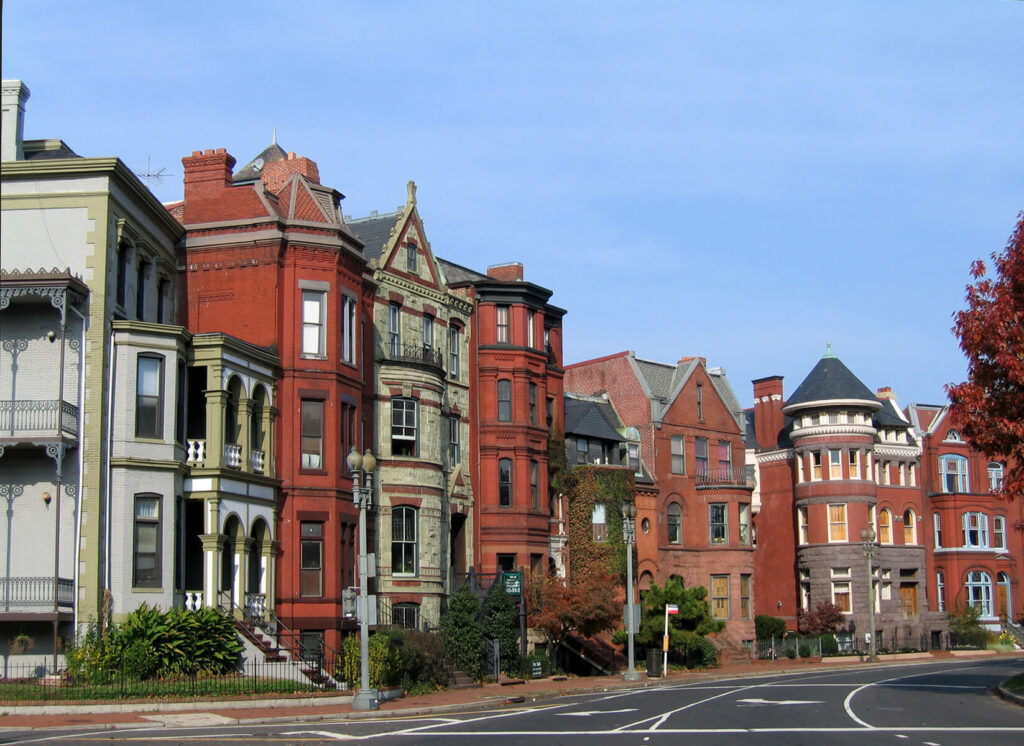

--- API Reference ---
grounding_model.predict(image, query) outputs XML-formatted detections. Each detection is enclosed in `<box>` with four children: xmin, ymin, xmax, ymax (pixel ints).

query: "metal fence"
<box><xmin>753</xmin><ymin>629</ymin><xmax>976</xmax><ymax>660</ymax></box>
<box><xmin>0</xmin><ymin>659</ymin><xmax>329</xmax><ymax>702</ymax></box>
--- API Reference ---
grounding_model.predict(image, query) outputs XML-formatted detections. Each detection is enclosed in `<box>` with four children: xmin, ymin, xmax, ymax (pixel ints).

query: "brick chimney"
<box><xmin>182</xmin><ymin>148</ymin><xmax>235</xmax><ymax>202</ymax></box>
<box><xmin>752</xmin><ymin>375</ymin><xmax>785</xmax><ymax>448</ymax></box>
<box><xmin>876</xmin><ymin>387</ymin><xmax>896</xmax><ymax>401</ymax></box>
<box><xmin>262</xmin><ymin>151</ymin><xmax>320</xmax><ymax>193</ymax></box>
<box><xmin>487</xmin><ymin>262</ymin><xmax>524</xmax><ymax>282</ymax></box>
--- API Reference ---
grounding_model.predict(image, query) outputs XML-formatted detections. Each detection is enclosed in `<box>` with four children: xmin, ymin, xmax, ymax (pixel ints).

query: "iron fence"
<box><xmin>753</xmin><ymin>629</ymin><xmax>963</xmax><ymax>660</ymax></box>
<box><xmin>0</xmin><ymin>659</ymin><xmax>328</xmax><ymax>702</ymax></box>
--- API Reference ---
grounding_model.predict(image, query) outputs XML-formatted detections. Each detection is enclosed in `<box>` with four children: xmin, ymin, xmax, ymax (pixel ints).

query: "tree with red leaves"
<box><xmin>525</xmin><ymin>571</ymin><xmax>619</xmax><ymax>659</ymax></box>
<box><xmin>798</xmin><ymin>600</ymin><xmax>846</xmax><ymax>635</ymax></box>
<box><xmin>948</xmin><ymin>214</ymin><xmax>1024</xmax><ymax>499</ymax></box>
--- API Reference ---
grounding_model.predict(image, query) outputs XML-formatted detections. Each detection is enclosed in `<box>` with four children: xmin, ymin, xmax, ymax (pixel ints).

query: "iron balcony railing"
<box><xmin>0</xmin><ymin>399</ymin><xmax>78</xmax><ymax>438</ymax></box>
<box><xmin>0</xmin><ymin>576</ymin><xmax>74</xmax><ymax>611</ymax></box>
<box><xmin>385</xmin><ymin>343</ymin><xmax>444</xmax><ymax>371</ymax></box>
<box><xmin>696</xmin><ymin>466</ymin><xmax>755</xmax><ymax>487</ymax></box>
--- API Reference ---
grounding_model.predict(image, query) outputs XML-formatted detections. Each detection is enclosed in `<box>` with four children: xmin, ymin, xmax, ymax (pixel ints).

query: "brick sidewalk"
<box><xmin>0</xmin><ymin>651</ymin><xmax>1018</xmax><ymax>733</ymax></box>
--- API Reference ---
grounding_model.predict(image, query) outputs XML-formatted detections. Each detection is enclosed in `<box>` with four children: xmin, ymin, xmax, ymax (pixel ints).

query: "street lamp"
<box><xmin>620</xmin><ymin>500</ymin><xmax>642</xmax><ymax>682</ymax></box>
<box><xmin>348</xmin><ymin>447</ymin><xmax>378</xmax><ymax>711</ymax></box>
<box><xmin>860</xmin><ymin>526</ymin><xmax>877</xmax><ymax>662</ymax></box>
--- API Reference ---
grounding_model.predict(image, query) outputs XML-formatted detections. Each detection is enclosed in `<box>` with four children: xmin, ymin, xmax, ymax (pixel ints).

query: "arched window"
<box><xmin>903</xmin><ymin>510</ymin><xmax>916</xmax><ymax>544</ymax></box>
<box><xmin>945</xmin><ymin>429</ymin><xmax>962</xmax><ymax>442</ymax></box>
<box><xmin>392</xmin><ymin>506</ymin><xmax>418</xmax><ymax>576</ymax></box>
<box><xmin>939</xmin><ymin>455</ymin><xmax>968</xmax><ymax>493</ymax></box>
<box><xmin>988</xmin><ymin>462</ymin><xmax>1004</xmax><ymax>491</ymax></box>
<box><xmin>667</xmin><ymin>502</ymin><xmax>682</xmax><ymax>544</ymax></box>
<box><xmin>965</xmin><ymin>570</ymin><xmax>993</xmax><ymax>617</ymax></box>
<box><xmin>878</xmin><ymin>509</ymin><xmax>892</xmax><ymax>544</ymax></box>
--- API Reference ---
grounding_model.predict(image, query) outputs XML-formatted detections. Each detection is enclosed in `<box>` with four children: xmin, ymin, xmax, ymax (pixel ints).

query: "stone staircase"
<box><xmin>1002</xmin><ymin>618</ymin><xmax>1024</xmax><ymax>648</ymax></box>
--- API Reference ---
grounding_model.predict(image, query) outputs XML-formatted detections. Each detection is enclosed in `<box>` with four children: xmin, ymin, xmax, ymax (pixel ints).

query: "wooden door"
<box><xmin>899</xmin><ymin>584</ymin><xmax>917</xmax><ymax>619</ymax></box>
<box><xmin>996</xmin><ymin>583</ymin><xmax>1009</xmax><ymax>621</ymax></box>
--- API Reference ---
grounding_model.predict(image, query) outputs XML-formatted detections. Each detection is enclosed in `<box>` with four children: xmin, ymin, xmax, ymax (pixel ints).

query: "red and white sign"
<box><xmin>666</xmin><ymin>604</ymin><xmax>679</xmax><ymax>615</ymax></box>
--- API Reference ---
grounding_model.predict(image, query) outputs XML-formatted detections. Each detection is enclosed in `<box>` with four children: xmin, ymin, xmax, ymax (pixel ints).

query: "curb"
<box><xmin>996</xmin><ymin>680</ymin><xmax>1024</xmax><ymax>707</ymax></box>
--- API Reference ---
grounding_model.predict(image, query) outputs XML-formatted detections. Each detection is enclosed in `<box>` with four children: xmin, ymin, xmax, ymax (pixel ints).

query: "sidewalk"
<box><xmin>0</xmin><ymin>650</ymin><xmax>1019</xmax><ymax>733</ymax></box>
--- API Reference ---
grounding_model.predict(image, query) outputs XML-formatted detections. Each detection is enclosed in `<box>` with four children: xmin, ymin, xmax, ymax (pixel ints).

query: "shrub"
<box><xmin>799</xmin><ymin>643</ymin><xmax>812</xmax><ymax>658</ymax></box>
<box><xmin>441</xmin><ymin>586</ymin><xmax>484</xmax><ymax>679</ymax></box>
<box><xmin>784</xmin><ymin>646</ymin><xmax>797</xmax><ymax>659</ymax></box>
<box><xmin>121</xmin><ymin>639</ymin><xmax>159</xmax><ymax>680</ymax></box>
<box><xmin>391</xmin><ymin>629</ymin><xmax>448</xmax><ymax>694</ymax></box>
<box><xmin>483</xmin><ymin>583</ymin><xmax>521</xmax><ymax>675</ymax></box>
<box><xmin>755</xmin><ymin>615</ymin><xmax>787</xmax><ymax>641</ymax></box>
<box><xmin>820</xmin><ymin>633</ymin><xmax>839</xmax><ymax>656</ymax></box>
<box><xmin>684</xmin><ymin>635</ymin><xmax>718</xmax><ymax>668</ymax></box>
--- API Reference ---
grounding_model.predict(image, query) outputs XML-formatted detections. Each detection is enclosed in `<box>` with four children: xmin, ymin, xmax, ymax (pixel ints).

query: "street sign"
<box><xmin>504</xmin><ymin>571</ymin><xmax>523</xmax><ymax>596</ymax></box>
<box><xmin>623</xmin><ymin>603</ymin><xmax>641</xmax><ymax>632</ymax></box>
<box><xmin>666</xmin><ymin>603</ymin><xmax>679</xmax><ymax>615</ymax></box>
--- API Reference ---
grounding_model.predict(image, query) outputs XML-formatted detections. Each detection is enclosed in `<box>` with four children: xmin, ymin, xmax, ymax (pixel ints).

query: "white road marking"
<box><xmin>923</xmin><ymin>742</ymin><xmax>941</xmax><ymax>745</ymax></box>
<box><xmin>615</xmin><ymin>682</ymin><xmax>766</xmax><ymax>731</ymax></box>
<box><xmin>736</xmin><ymin>698</ymin><xmax>824</xmax><ymax>705</ymax></box>
<box><xmin>390</xmin><ymin>726</ymin><xmax>1024</xmax><ymax>737</ymax></box>
<box><xmin>895</xmin><ymin>735</ymin><xmax>909</xmax><ymax>740</ymax></box>
<box><xmin>557</xmin><ymin>708</ymin><xmax>638</xmax><ymax>717</ymax></box>
<box><xmin>283</xmin><ymin>730</ymin><xmax>358</xmax><ymax>740</ymax></box>
<box><xmin>842</xmin><ymin>664</ymin><xmax>982</xmax><ymax>729</ymax></box>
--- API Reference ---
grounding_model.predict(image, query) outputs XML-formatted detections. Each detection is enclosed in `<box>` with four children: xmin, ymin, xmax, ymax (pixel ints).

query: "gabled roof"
<box><xmin>564</xmin><ymin>395</ymin><xmax>626</xmax><ymax>442</ymax></box>
<box><xmin>348</xmin><ymin>211</ymin><xmax>402</xmax><ymax>264</ymax></box>
<box><xmin>234</xmin><ymin>142</ymin><xmax>287</xmax><ymax>183</ymax></box>
<box><xmin>783</xmin><ymin>352</ymin><xmax>881</xmax><ymax>413</ymax></box>
<box><xmin>437</xmin><ymin>257</ymin><xmax>488</xmax><ymax>285</ymax></box>
<box><xmin>633</xmin><ymin>358</ymin><xmax>675</xmax><ymax>400</ymax></box>
<box><xmin>875</xmin><ymin>397</ymin><xmax>910</xmax><ymax>428</ymax></box>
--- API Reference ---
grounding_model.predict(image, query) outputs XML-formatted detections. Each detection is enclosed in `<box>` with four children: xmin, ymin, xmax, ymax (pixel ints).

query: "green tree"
<box><xmin>441</xmin><ymin>585</ymin><xmax>484</xmax><ymax>679</ymax></box>
<box><xmin>632</xmin><ymin>577</ymin><xmax>724</xmax><ymax>656</ymax></box>
<box><xmin>483</xmin><ymin>582</ymin><xmax>521</xmax><ymax>674</ymax></box>
<box><xmin>754</xmin><ymin>614</ymin><xmax>788</xmax><ymax>641</ymax></box>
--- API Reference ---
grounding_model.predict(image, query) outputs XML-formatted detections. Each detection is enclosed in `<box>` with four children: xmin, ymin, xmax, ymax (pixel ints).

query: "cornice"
<box><xmin>791</xmin><ymin>424</ymin><xmax>877</xmax><ymax>439</ymax></box>
<box><xmin>375</xmin><ymin>272</ymin><xmax>472</xmax><ymax>316</ymax></box>
<box><xmin>873</xmin><ymin>444</ymin><xmax>922</xmax><ymax>458</ymax></box>
<box><xmin>756</xmin><ymin>448</ymin><xmax>793</xmax><ymax>464</ymax></box>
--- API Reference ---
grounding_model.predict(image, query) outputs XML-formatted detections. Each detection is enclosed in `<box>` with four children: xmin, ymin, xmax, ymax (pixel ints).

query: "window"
<box><xmin>695</xmin><ymin>437</ymin><xmax>709</xmax><ymax>478</ymax></box>
<box><xmin>301</xmin><ymin>290</ymin><xmax>326</xmax><ymax>356</ymax></box>
<box><xmin>393</xmin><ymin>603</ymin><xmax>419</xmax><ymax>630</ymax></box>
<box><xmin>849</xmin><ymin>449</ymin><xmax>860</xmax><ymax>479</ymax></box>
<box><xmin>962</xmin><ymin>512</ymin><xmax>989</xmax><ymax>548</ymax></box>
<box><xmin>499</xmin><ymin>458</ymin><xmax>513</xmax><ymax>507</ymax></box>
<box><xmin>392</xmin><ymin>507</ymin><xmax>417</xmax><ymax>576</ymax></box>
<box><xmin>388</xmin><ymin>303</ymin><xmax>401</xmax><ymax>356</ymax></box>
<box><xmin>300</xmin><ymin>522</ymin><xmax>323</xmax><ymax>596</ymax></box>
<box><xmin>936</xmin><ymin>571</ymin><xmax>945</xmax><ymax>612</ymax></box>
<box><xmin>667</xmin><ymin>502</ymin><xmax>682</xmax><ymax>544</ymax></box>
<box><xmin>175</xmin><ymin>360</ymin><xmax>186</xmax><ymax>444</ymax></box>
<box><xmin>709</xmin><ymin>503</ymin><xmax>728</xmax><ymax>545</ymax></box>
<box><xmin>497</xmin><ymin>379</ymin><xmax>512</xmax><ymax>421</ymax></box>
<box><xmin>298</xmin><ymin>400</ymin><xmax>324</xmax><ymax>469</ymax></box>
<box><xmin>341</xmin><ymin>295</ymin><xmax>357</xmax><ymax>365</ymax></box>
<box><xmin>829</xmin><ymin>449</ymin><xmax>842</xmax><ymax>479</ymax></box>
<box><xmin>136</xmin><ymin>259</ymin><xmax>149</xmax><ymax>320</ymax></box>
<box><xmin>878</xmin><ymin>509</ymin><xmax>892</xmax><ymax>544</ymax></box>
<box><xmin>993</xmin><ymin>516</ymin><xmax>1006</xmax><ymax>550</ymax></box>
<box><xmin>529</xmin><ymin>383</ymin><xmax>538</xmax><ymax>424</ymax></box>
<box><xmin>965</xmin><ymin>570</ymin><xmax>993</xmax><ymax>617</ymax></box>
<box><xmin>831</xmin><ymin>567</ymin><xmax>852</xmax><ymax>612</ymax></box>
<box><xmin>116</xmin><ymin>244</ymin><xmax>129</xmax><ymax>307</ymax></box>
<box><xmin>497</xmin><ymin>554</ymin><xmax>517</xmax><ymax>573</ymax></box>
<box><xmin>880</xmin><ymin>569</ymin><xmax>892</xmax><ymax>603</ymax></box>
<box><xmin>575</xmin><ymin>437</ymin><xmax>588</xmax><ymax>465</ymax></box>
<box><xmin>422</xmin><ymin>314</ymin><xmax>434</xmax><ymax>352</ymax></box>
<box><xmin>530</xmin><ymin>460</ymin><xmax>540</xmax><ymax>509</ymax></box>
<box><xmin>828</xmin><ymin>504</ymin><xmax>848</xmax><ymax>542</ymax></box>
<box><xmin>340</xmin><ymin>403</ymin><xmax>356</xmax><ymax>469</ymax></box>
<box><xmin>903</xmin><ymin>510</ymin><xmax>916</xmax><ymax>544</ymax></box>
<box><xmin>592</xmin><ymin>504</ymin><xmax>607</xmax><ymax>542</ymax></box>
<box><xmin>933</xmin><ymin>512</ymin><xmax>942</xmax><ymax>548</ymax></box>
<box><xmin>671</xmin><ymin>435</ymin><xmax>686</xmax><ymax>474</ymax></box>
<box><xmin>448</xmin><ymin>326</ymin><xmax>461</xmax><ymax>378</ymax></box>
<box><xmin>696</xmin><ymin>383</ymin><xmax>704</xmax><ymax>420</ymax></box>
<box><xmin>718</xmin><ymin>440</ymin><xmax>732</xmax><ymax>478</ymax></box>
<box><xmin>391</xmin><ymin>398</ymin><xmax>418</xmax><ymax>457</ymax></box>
<box><xmin>528</xmin><ymin>310</ymin><xmax>536</xmax><ymax>348</ymax></box>
<box><xmin>740</xmin><ymin>574</ymin><xmax>752</xmax><ymax>620</ymax></box>
<box><xmin>799</xmin><ymin>568</ymin><xmax>811</xmax><ymax>610</ymax></box>
<box><xmin>136</xmin><ymin>355</ymin><xmax>163</xmax><ymax>438</ymax></box>
<box><xmin>628</xmin><ymin>443</ymin><xmax>641</xmax><ymax>474</ymax></box>
<box><xmin>988</xmin><ymin>462</ymin><xmax>1004</xmax><ymax>491</ymax></box>
<box><xmin>711</xmin><ymin>575</ymin><xmax>730</xmax><ymax>619</ymax></box>
<box><xmin>811</xmin><ymin>451</ymin><xmax>822</xmax><ymax>481</ymax></box>
<box><xmin>798</xmin><ymin>506</ymin><xmax>809</xmax><ymax>544</ymax></box>
<box><xmin>299</xmin><ymin>631</ymin><xmax>324</xmax><ymax>661</ymax></box>
<box><xmin>945</xmin><ymin>429</ymin><xmax>962</xmax><ymax>442</ymax></box>
<box><xmin>940</xmin><ymin>455</ymin><xmax>968</xmax><ymax>493</ymax></box>
<box><xmin>406</xmin><ymin>242</ymin><xmax>417</xmax><ymax>272</ymax></box>
<box><xmin>739</xmin><ymin>504</ymin><xmax>751</xmax><ymax>545</ymax></box>
<box><xmin>448</xmin><ymin>416</ymin><xmax>461</xmax><ymax>469</ymax></box>
<box><xmin>157</xmin><ymin>277</ymin><xmax>168</xmax><ymax>323</ymax></box>
<box><xmin>496</xmin><ymin>305</ymin><xmax>510</xmax><ymax>343</ymax></box>
<box><xmin>133</xmin><ymin>494</ymin><xmax>161</xmax><ymax>587</ymax></box>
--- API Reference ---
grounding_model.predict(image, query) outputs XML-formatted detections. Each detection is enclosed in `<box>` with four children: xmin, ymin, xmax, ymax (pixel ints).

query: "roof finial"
<box><xmin>272</xmin><ymin>126</ymin><xmax>277</xmax><ymax>145</ymax></box>
<box><xmin>406</xmin><ymin>180</ymin><xmax>417</xmax><ymax>205</ymax></box>
<box><xmin>824</xmin><ymin>341</ymin><xmax>835</xmax><ymax>358</ymax></box>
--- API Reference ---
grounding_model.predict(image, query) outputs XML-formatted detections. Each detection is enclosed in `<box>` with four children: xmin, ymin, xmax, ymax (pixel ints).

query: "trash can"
<box><xmin>646</xmin><ymin>648</ymin><xmax>662</xmax><ymax>677</ymax></box>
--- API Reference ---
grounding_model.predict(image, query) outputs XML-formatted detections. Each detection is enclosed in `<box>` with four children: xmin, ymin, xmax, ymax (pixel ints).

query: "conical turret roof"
<box><xmin>782</xmin><ymin>350</ymin><xmax>881</xmax><ymax>414</ymax></box>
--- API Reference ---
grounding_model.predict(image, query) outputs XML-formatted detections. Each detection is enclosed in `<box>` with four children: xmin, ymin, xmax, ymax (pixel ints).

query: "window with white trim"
<box><xmin>962</xmin><ymin>511</ymin><xmax>989</xmax><ymax>548</ymax></box>
<box><xmin>135</xmin><ymin>355</ymin><xmax>164</xmax><ymax>439</ymax></box>
<box><xmin>667</xmin><ymin>502</ymin><xmax>682</xmax><ymax>544</ymax></box>
<box><xmin>422</xmin><ymin>314</ymin><xmax>434</xmax><ymax>353</ymax></box>
<box><xmin>133</xmin><ymin>494</ymin><xmax>161</xmax><ymax>587</ymax></box>
<box><xmin>709</xmin><ymin>503</ymin><xmax>728</xmax><ymax>545</ymax></box>
<box><xmin>496</xmin><ymin>305</ymin><xmax>510</xmax><ymax>343</ymax></box>
<box><xmin>936</xmin><ymin>571</ymin><xmax>945</xmax><ymax>612</ymax></box>
<box><xmin>392</xmin><ymin>506</ymin><xmax>417</xmax><ymax>576</ymax></box>
<box><xmin>878</xmin><ymin>508</ymin><xmax>892</xmax><ymax>544</ymax></box>
<box><xmin>695</xmin><ymin>437</ymin><xmax>709</xmax><ymax>478</ymax></box>
<box><xmin>903</xmin><ymin>510</ymin><xmax>916</xmax><ymax>544</ymax></box>
<box><xmin>527</xmin><ymin>310</ymin><xmax>536</xmax><ymax>348</ymax></box>
<box><xmin>831</xmin><ymin>567</ymin><xmax>852</xmax><ymax>613</ymax></box>
<box><xmin>849</xmin><ymin>449</ymin><xmax>860</xmax><ymax>479</ymax></box>
<box><xmin>341</xmin><ymin>295</ymin><xmax>357</xmax><ymax>365</ymax></box>
<box><xmin>671</xmin><ymin>435</ymin><xmax>685</xmax><ymax>475</ymax></box>
<box><xmin>449</xmin><ymin>325</ymin><xmax>461</xmax><ymax>378</ymax></box>
<box><xmin>739</xmin><ymin>503</ymin><xmax>751</xmax><ymax>545</ymax></box>
<box><xmin>499</xmin><ymin>458</ymin><xmax>513</xmax><ymax>507</ymax></box>
<box><xmin>448</xmin><ymin>415</ymin><xmax>460</xmax><ymax>470</ymax></box>
<box><xmin>988</xmin><ymin>462</ymin><xmax>1004</xmax><ymax>491</ymax></box>
<box><xmin>388</xmin><ymin>303</ymin><xmax>402</xmax><ymax>356</ymax></box>
<box><xmin>300</xmin><ymin>522</ymin><xmax>323</xmax><ymax>596</ymax></box>
<box><xmin>391</xmin><ymin>398</ymin><xmax>418</xmax><ymax>457</ymax></box>
<box><xmin>592</xmin><ymin>503</ymin><xmax>607</xmax><ymax>543</ymax></box>
<box><xmin>940</xmin><ymin>454</ymin><xmax>968</xmax><ymax>493</ymax></box>
<box><xmin>828</xmin><ymin>503</ymin><xmax>848</xmax><ymax>542</ymax></box>
<box><xmin>965</xmin><ymin>570</ymin><xmax>993</xmax><ymax>616</ymax></box>
<box><xmin>301</xmin><ymin>290</ymin><xmax>326</xmax><ymax>357</ymax></box>
<box><xmin>933</xmin><ymin>512</ymin><xmax>942</xmax><ymax>548</ymax></box>
<box><xmin>798</xmin><ymin>506</ymin><xmax>809</xmax><ymax>544</ymax></box>
<box><xmin>300</xmin><ymin>400</ymin><xmax>324</xmax><ymax>469</ymax></box>
<box><xmin>829</xmin><ymin>449</ymin><xmax>842</xmax><ymax>479</ymax></box>
<box><xmin>993</xmin><ymin>516</ymin><xmax>1006</xmax><ymax>550</ymax></box>
<box><xmin>811</xmin><ymin>451</ymin><xmax>822</xmax><ymax>481</ymax></box>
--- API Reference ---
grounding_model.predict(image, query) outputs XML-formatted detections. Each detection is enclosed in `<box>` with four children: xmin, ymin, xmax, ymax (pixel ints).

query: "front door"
<box><xmin>996</xmin><ymin>582</ymin><xmax>1009</xmax><ymax>621</ymax></box>
<box><xmin>899</xmin><ymin>584</ymin><xmax>917</xmax><ymax>620</ymax></box>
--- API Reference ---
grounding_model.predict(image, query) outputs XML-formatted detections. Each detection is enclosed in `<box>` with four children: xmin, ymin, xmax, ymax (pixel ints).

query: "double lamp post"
<box><xmin>348</xmin><ymin>447</ymin><xmax>379</xmax><ymax>711</ymax></box>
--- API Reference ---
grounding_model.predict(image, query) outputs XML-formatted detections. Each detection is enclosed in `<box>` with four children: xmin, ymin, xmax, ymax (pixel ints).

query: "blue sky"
<box><xmin>4</xmin><ymin>1</ymin><xmax>1022</xmax><ymax>408</ymax></box>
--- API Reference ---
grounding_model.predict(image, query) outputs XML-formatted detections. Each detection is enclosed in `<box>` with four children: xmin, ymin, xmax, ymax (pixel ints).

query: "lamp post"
<box><xmin>860</xmin><ymin>526</ymin><xmax>877</xmax><ymax>662</ymax></box>
<box><xmin>348</xmin><ymin>447</ymin><xmax>378</xmax><ymax>711</ymax></box>
<box><xmin>620</xmin><ymin>501</ymin><xmax>642</xmax><ymax>682</ymax></box>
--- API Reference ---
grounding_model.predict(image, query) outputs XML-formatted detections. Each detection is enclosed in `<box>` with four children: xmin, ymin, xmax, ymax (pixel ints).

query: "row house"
<box><xmin>907</xmin><ymin>402</ymin><xmax>1022</xmax><ymax>629</ymax></box>
<box><xmin>1</xmin><ymin>81</ymin><xmax>279</xmax><ymax>667</ymax></box>
<box><xmin>346</xmin><ymin>183</ymin><xmax>476</xmax><ymax>630</ymax></box>
<box><xmin>565</xmin><ymin>351</ymin><xmax>756</xmax><ymax>643</ymax></box>
<box><xmin>749</xmin><ymin>349</ymin><xmax>946</xmax><ymax>645</ymax></box>
<box><xmin>174</xmin><ymin>143</ymin><xmax>374</xmax><ymax>654</ymax></box>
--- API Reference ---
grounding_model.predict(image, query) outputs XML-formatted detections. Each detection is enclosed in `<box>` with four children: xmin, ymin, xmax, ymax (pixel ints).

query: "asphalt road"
<box><xmin>6</xmin><ymin>658</ymin><xmax>1023</xmax><ymax>745</ymax></box>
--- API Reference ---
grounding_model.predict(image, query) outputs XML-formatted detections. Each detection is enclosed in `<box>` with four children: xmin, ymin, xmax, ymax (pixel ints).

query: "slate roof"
<box><xmin>438</xmin><ymin>257</ymin><xmax>488</xmax><ymax>285</ymax></box>
<box><xmin>564</xmin><ymin>396</ymin><xmax>625</xmax><ymax>442</ymax></box>
<box><xmin>23</xmin><ymin>139</ymin><xmax>79</xmax><ymax>159</ymax></box>
<box><xmin>233</xmin><ymin>142</ymin><xmax>288</xmax><ymax>183</ymax></box>
<box><xmin>784</xmin><ymin>354</ymin><xmax>879</xmax><ymax>410</ymax></box>
<box><xmin>347</xmin><ymin>212</ymin><xmax>402</xmax><ymax>263</ymax></box>
<box><xmin>634</xmin><ymin>359</ymin><xmax>675</xmax><ymax>400</ymax></box>
<box><xmin>875</xmin><ymin>397</ymin><xmax>910</xmax><ymax>428</ymax></box>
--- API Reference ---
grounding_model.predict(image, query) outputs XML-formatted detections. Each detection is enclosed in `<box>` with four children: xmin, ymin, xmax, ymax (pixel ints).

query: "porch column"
<box><xmin>238</xmin><ymin>397</ymin><xmax>253</xmax><ymax>472</ymax></box>
<box><xmin>263</xmin><ymin>405</ymin><xmax>278</xmax><ymax>478</ymax></box>
<box><xmin>239</xmin><ymin>536</ymin><xmax>255</xmax><ymax>610</ymax></box>
<box><xmin>265</xmin><ymin>539</ymin><xmax>280</xmax><ymax>615</ymax></box>
<box><xmin>200</xmin><ymin>532</ymin><xmax>225</xmax><ymax>609</ymax></box>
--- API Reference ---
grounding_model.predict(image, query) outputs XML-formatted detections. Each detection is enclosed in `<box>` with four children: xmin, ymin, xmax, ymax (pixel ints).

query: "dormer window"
<box><xmin>945</xmin><ymin>429</ymin><xmax>963</xmax><ymax>442</ymax></box>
